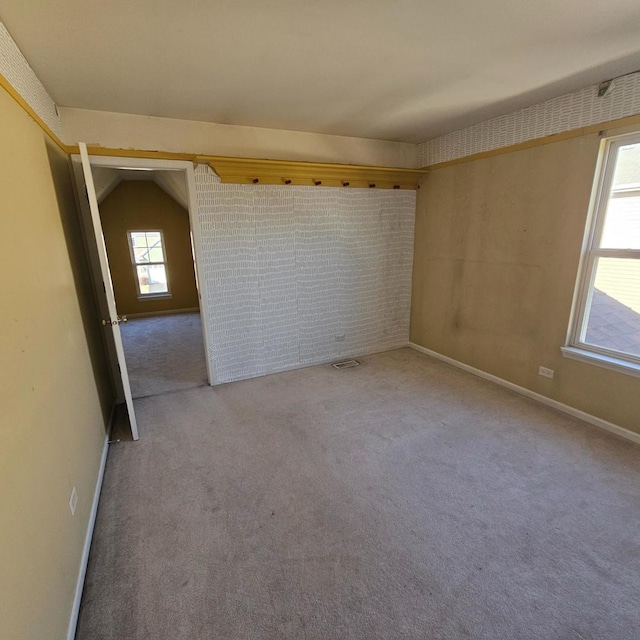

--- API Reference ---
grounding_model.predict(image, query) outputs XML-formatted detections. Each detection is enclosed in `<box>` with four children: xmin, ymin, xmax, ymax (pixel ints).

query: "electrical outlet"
<box><xmin>538</xmin><ymin>366</ymin><xmax>554</xmax><ymax>379</ymax></box>
<box><xmin>69</xmin><ymin>487</ymin><xmax>78</xmax><ymax>516</ymax></box>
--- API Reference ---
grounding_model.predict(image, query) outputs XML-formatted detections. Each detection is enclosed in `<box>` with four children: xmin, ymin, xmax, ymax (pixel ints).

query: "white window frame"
<box><xmin>562</xmin><ymin>131</ymin><xmax>640</xmax><ymax>378</ymax></box>
<box><xmin>127</xmin><ymin>229</ymin><xmax>172</xmax><ymax>299</ymax></box>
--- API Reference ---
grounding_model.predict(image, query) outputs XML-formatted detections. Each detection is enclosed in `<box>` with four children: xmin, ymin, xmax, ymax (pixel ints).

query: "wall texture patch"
<box><xmin>194</xmin><ymin>166</ymin><xmax>415</xmax><ymax>384</ymax></box>
<box><xmin>418</xmin><ymin>71</ymin><xmax>640</xmax><ymax>167</ymax></box>
<box><xmin>0</xmin><ymin>22</ymin><xmax>63</xmax><ymax>138</ymax></box>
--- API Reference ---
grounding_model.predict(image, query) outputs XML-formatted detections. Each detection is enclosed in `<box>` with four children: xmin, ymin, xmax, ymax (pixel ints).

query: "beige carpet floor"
<box><xmin>120</xmin><ymin>312</ymin><xmax>208</xmax><ymax>398</ymax></box>
<box><xmin>76</xmin><ymin>348</ymin><xmax>640</xmax><ymax>639</ymax></box>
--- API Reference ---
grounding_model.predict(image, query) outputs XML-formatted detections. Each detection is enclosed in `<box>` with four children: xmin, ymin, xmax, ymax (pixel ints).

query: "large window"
<box><xmin>128</xmin><ymin>230</ymin><xmax>170</xmax><ymax>297</ymax></box>
<box><xmin>564</xmin><ymin>133</ymin><xmax>640</xmax><ymax>376</ymax></box>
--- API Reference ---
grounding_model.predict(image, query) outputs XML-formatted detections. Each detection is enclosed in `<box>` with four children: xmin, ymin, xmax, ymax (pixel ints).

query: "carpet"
<box><xmin>120</xmin><ymin>312</ymin><xmax>208</xmax><ymax>398</ymax></box>
<box><xmin>76</xmin><ymin>348</ymin><xmax>640</xmax><ymax>639</ymax></box>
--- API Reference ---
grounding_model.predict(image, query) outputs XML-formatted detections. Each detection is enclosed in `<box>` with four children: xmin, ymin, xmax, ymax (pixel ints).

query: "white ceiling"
<box><xmin>2</xmin><ymin>1</ymin><xmax>640</xmax><ymax>143</ymax></box>
<box><xmin>92</xmin><ymin>167</ymin><xmax>188</xmax><ymax>209</ymax></box>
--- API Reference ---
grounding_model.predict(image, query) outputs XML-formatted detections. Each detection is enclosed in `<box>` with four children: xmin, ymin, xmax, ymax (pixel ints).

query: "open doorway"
<box><xmin>72</xmin><ymin>150</ymin><xmax>213</xmax><ymax>440</ymax></box>
<box><xmin>95</xmin><ymin>170</ymin><xmax>207</xmax><ymax>398</ymax></box>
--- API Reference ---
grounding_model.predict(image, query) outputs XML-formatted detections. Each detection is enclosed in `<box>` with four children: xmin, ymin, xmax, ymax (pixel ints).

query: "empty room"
<box><xmin>1</xmin><ymin>2</ymin><xmax>639</xmax><ymax>640</ymax></box>
<box><xmin>90</xmin><ymin>168</ymin><xmax>208</xmax><ymax>399</ymax></box>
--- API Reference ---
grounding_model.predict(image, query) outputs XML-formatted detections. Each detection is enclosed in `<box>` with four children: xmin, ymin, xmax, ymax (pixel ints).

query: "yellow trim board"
<box><xmin>0</xmin><ymin>71</ymin><xmax>67</xmax><ymax>153</ymax></box>
<box><xmin>207</xmin><ymin>157</ymin><xmax>426</xmax><ymax>189</ymax></box>
<box><xmin>75</xmin><ymin>113</ymin><xmax>640</xmax><ymax>180</ymax></box>
<box><xmin>3</xmin><ymin>67</ymin><xmax>638</xmax><ymax>179</ymax></box>
<box><xmin>79</xmin><ymin>145</ymin><xmax>197</xmax><ymax>162</ymax></box>
<box><xmin>0</xmin><ymin>75</ymin><xmax>423</xmax><ymax>186</ymax></box>
<box><xmin>422</xmin><ymin>113</ymin><xmax>640</xmax><ymax>171</ymax></box>
<box><xmin>71</xmin><ymin>145</ymin><xmax>426</xmax><ymax>190</ymax></box>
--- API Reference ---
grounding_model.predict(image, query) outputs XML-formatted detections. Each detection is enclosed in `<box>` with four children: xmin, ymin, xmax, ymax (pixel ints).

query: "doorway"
<box><xmin>120</xmin><ymin>312</ymin><xmax>207</xmax><ymax>398</ymax></box>
<box><xmin>72</xmin><ymin>150</ymin><xmax>213</xmax><ymax>439</ymax></box>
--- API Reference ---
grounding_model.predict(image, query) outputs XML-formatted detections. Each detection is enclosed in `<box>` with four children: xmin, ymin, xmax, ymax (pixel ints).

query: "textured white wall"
<box><xmin>194</xmin><ymin>166</ymin><xmax>415</xmax><ymax>384</ymax></box>
<box><xmin>419</xmin><ymin>71</ymin><xmax>640</xmax><ymax>167</ymax></box>
<box><xmin>0</xmin><ymin>22</ymin><xmax>63</xmax><ymax>138</ymax></box>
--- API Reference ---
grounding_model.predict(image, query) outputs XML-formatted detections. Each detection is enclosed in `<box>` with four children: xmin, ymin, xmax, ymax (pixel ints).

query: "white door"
<box><xmin>78</xmin><ymin>143</ymin><xmax>139</xmax><ymax>440</ymax></box>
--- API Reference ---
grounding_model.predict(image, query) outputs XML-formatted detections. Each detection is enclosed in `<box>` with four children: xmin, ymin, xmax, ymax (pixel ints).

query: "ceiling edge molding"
<box><xmin>0</xmin><ymin>74</ymin><xmax>423</xmax><ymax>184</ymax></box>
<box><xmin>206</xmin><ymin>157</ymin><xmax>427</xmax><ymax>190</ymax></box>
<box><xmin>421</xmin><ymin>113</ymin><xmax>640</xmax><ymax>171</ymax></box>
<box><xmin>0</xmin><ymin>71</ymin><xmax>67</xmax><ymax>152</ymax></box>
<box><xmin>4</xmin><ymin>49</ymin><xmax>637</xmax><ymax>179</ymax></box>
<box><xmin>0</xmin><ymin>22</ymin><xmax>63</xmax><ymax>138</ymax></box>
<box><xmin>418</xmin><ymin>70</ymin><xmax>640</xmax><ymax>167</ymax></box>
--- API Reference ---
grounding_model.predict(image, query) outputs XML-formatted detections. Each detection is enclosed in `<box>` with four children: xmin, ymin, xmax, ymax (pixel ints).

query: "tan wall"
<box><xmin>59</xmin><ymin>107</ymin><xmax>419</xmax><ymax>168</ymax></box>
<box><xmin>99</xmin><ymin>180</ymin><xmax>199</xmax><ymax>316</ymax></box>
<box><xmin>0</xmin><ymin>88</ymin><xmax>111</xmax><ymax>639</ymax></box>
<box><xmin>411</xmin><ymin>130</ymin><xmax>640</xmax><ymax>434</ymax></box>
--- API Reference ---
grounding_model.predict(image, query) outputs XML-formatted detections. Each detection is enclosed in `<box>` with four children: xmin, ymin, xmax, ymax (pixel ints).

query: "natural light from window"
<box><xmin>128</xmin><ymin>230</ymin><xmax>169</xmax><ymax>296</ymax></box>
<box><xmin>567</xmin><ymin>135</ymin><xmax>640</xmax><ymax>371</ymax></box>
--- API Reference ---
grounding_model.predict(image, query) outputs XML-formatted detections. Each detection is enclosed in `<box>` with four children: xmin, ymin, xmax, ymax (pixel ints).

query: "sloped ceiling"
<box><xmin>94</xmin><ymin>168</ymin><xmax>188</xmax><ymax>209</ymax></box>
<box><xmin>1</xmin><ymin>1</ymin><xmax>640</xmax><ymax>142</ymax></box>
<box><xmin>153</xmin><ymin>171</ymin><xmax>188</xmax><ymax>209</ymax></box>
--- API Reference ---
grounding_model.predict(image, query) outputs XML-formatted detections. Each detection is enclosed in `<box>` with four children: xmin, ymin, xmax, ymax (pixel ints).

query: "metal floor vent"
<box><xmin>332</xmin><ymin>359</ymin><xmax>361</xmax><ymax>370</ymax></box>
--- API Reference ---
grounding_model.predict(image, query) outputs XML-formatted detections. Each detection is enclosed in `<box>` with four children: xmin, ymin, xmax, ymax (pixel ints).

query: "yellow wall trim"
<box><xmin>0</xmin><ymin>71</ymin><xmax>67</xmax><ymax>153</ymax></box>
<box><xmin>5</xmin><ymin>66</ymin><xmax>637</xmax><ymax>181</ymax></box>
<box><xmin>0</xmin><ymin>73</ymin><xmax>425</xmax><ymax>188</ymax></box>
<box><xmin>207</xmin><ymin>157</ymin><xmax>426</xmax><ymax>189</ymax></box>
<box><xmin>422</xmin><ymin>113</ymin><xmax>640</xmax><ymax>171</ymax></box>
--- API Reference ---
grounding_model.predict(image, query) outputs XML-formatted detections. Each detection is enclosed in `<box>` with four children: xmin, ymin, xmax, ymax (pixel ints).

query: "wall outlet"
<box><xmin>69</xmin><ymin>487</ymin><xmax>78</xmax><ymax>516</ymax></box>
<box><xmin>335</xmin><ymin>334</ymin><xmax>345</xmax><ymax>342</ymax></box>
<box><xmin>538</xmin><ymin>366</ymin><xmax>554</xmax><ymax>379</ymax></box>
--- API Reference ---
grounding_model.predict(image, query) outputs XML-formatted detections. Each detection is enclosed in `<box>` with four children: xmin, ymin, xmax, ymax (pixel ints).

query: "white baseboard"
<box><xmin>212</xmin><ymin>343</ymin><xmax>409</xmax><ymax>386</ymax></box>
<box><xmin>66</xmin><ymin>433</ymin><xmax>110</xmax><ymax>640</ymax></box>
<box><xmin>408</xmin><ymin>342</ymin><xmax>640</xmax><ymax>446</ymax></box>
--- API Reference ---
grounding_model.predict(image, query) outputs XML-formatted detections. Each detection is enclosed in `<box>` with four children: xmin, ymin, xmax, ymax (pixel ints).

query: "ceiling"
<box><xmin>2</xmin><ymin>1</ymin><xmax>640</xmax><ymax>143</ymax></box>
<box><xmin>92</xmin><ymin>167</ymin><xmax>188</xmax><ymax>209</ymax></box>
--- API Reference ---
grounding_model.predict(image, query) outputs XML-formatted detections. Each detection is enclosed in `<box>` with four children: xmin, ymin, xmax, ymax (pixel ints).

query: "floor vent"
<box><xmin>332</xmin><ymin>359</ymin><xmax>361</xmax><ymax>370</ymax></box>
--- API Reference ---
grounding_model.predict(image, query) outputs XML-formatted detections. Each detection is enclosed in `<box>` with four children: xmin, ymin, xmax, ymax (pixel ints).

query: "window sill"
<box><xmin>137</xmin><ymin>293</ymin><xmax>172</xmax><ymax>301</ymax></box>
<box><xmin>561</xmin><ymin>346</ymin><xmax>640</xmax><ymax>379</ymax></box>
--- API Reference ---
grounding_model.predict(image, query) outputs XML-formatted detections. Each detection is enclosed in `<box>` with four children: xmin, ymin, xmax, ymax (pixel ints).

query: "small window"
<box><xmin>565</xmin><ymin>133</ymin><xmax>640</xmax><ymax>375</ymax></box>
<box><xmin>128</xmin><ymin>230</ymin><xmax>170</xmax><ymax>297</ymax></box>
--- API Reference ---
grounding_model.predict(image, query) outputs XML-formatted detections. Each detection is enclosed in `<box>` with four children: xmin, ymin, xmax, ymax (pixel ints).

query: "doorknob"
<box><xmin>101</xmin><ymin>315</ymin><xmax>128</xmax><ymax>326</ymax></box>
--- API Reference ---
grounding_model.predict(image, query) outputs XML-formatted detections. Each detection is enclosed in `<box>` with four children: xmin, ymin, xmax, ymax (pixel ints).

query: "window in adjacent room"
<box><xmin>564</xmin><ymin>132</ymin><xmax>640</xmax><ymax>376</ymax></box>
<box><xmin>128</xmin><ymin>230</ymin><xmax>171</xmax><ymax>297</ymax></box>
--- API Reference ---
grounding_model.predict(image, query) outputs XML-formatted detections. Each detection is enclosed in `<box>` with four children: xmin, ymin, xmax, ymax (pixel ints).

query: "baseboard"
<box><xmin>66</xmin><ymin>433</ymin><xmax>110</xmax><ymax>640</ymax></box>
<box><xmin>408</xmin><ymin>342</ymin><xmax>640</xmax><ymax>446</ymax></box>
<box><xmin>105</xmin><ymin>401</ymin><xmax>116</xmax><ymax>440</ymax></box>
<box><xmin>212</xmin><ymin>343</ymin><xmax>409</xmax><ymax>385</ymax></box>
<box><xmin>125</xmin><ymin>307</ymin><xmax>199</xmax><ymax>319</ymax></box>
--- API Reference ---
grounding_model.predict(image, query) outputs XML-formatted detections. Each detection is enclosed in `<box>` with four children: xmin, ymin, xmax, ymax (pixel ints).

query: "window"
<box><xmin>128</xmin><ymin>230</ymin><xmax>171</xmax><ymax>298</ymax></box>
<box><xmin>564</xmin><ymin>132</ymin><xmax>640</xmax><ymax>376</ymax></box>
